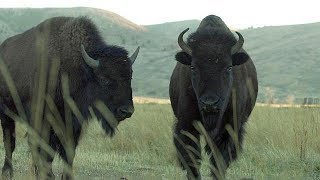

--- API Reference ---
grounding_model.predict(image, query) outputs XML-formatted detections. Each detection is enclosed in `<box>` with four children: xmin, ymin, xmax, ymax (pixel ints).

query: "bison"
<box><xmin>169</xmin><ymin>15</ymin><xmax>258</xmax><ymax>179</ymax></box>
<box><xmin>0</xmin><ymin>16</ymin><xmax>139</xmax><ymax>179</ymax></box>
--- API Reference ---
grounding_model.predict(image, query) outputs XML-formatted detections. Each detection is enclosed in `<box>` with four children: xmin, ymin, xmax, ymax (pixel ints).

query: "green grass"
<box><xmin>227</xmin><ymin>106</ymin><xmax>320</xmax><ymax>179</ymax></box>
<box><xmin>1</xmin><ymin>104</ymin><xmax>319</xmax><ymax>179</ymax></box>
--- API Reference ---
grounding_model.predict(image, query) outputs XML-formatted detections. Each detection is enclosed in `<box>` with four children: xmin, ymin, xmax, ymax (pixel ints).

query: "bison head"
<box><xmin>175</xmin><ymin>27</ymin><xmax>248</xmax><ymax>130</ymax></box>
<box><xmin>81</xmin><ymin>44</ymin><xmax>139</xmax><ymax>125</ymax></box>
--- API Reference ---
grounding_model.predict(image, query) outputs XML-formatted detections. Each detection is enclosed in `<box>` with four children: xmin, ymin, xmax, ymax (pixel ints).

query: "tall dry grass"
<box><xmin>0</xmin><ymin>103</ymin><xmax>319</xmax><ymax>179</ymax></box>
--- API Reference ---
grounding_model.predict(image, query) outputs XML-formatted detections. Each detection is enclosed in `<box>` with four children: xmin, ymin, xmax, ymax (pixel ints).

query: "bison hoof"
<box><xmin>187</xmin><ymin>173</ymin><xmax>201</xmax><ymax>180</ymax></box>
<box><xmin>61</xmin><ymin>173</ymin><xmax>74</xmax><ymax>180</ymax></box>
<box><xmin>1</xmin><ymin>165</ymin><xmax>13</xmax><ymax>179</ymax></box>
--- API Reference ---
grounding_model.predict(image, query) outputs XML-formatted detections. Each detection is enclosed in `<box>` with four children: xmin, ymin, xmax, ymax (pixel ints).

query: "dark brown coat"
<box><xmin>0</xmin><ymin>16</ymin><xmax>139</xmax><ymax>178</ymax></box>
<box><xmin>169</xmin><ymin>15</ymin><xmax>258</xmax><ymax>179</ymax></box>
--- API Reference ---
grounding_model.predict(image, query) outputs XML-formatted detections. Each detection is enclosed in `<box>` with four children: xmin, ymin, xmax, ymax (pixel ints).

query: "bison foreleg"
<box><xmin>1</xmin><ymin>117</ymin><xmax>16</xmax><ymax>179</ymax></box>
<box><xmin>204</xmin><ymin>129</ymin><xmax>239</xmax><ymax>179</ymax></box>
<box><xmin>60</xmin><ymin>115</ymin><xmax>81</xmax><ymax>180</ymax></box>
<box><xmin>60</xmin><ymin>144</ymin><xmax>75</xmax><ymax>180</ymax></box>
<box><xmin>173</xmin><ymin>121</ymin><xmax>201</xmax><ymax>180</ymax></box>
<box><xmin>28</xmin><ymin>136</ymin><xmax>55</xmax><ymax>180</ymax></box>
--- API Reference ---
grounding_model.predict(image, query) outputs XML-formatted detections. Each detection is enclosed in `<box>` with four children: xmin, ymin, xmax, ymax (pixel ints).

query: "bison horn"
<box><xmin>129</xmin><ymin>46</ymin><xmax>140</xmax><ymax>65</ymax></box>
<box><xmin>231</xmin><ymin>31</ymin><xmax>244</xmax><ymax>55</ymax></box>
<box><xmin>81</xmin><ymin>44</ymin><xmax>100</xmax><ymax>68</ymax></box>
<box><xmin>178</xmin><ymin>28</ymin><xmax>192</xmax><ymax>56</ymax></box>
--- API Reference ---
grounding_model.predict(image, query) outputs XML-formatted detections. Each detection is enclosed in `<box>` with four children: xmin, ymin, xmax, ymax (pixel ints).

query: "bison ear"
<box><xmin>232</xmin><ymin>52</ymin><xmax>249</xmax><ymax>66</ymax></box>
<box><xmin>175</xmin><ymin>51</ymin><xmax>192</xmax><ymax>65</ymax></box>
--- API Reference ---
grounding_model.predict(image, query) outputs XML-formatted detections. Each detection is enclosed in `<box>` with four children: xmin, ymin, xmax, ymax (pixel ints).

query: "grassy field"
<box><xmin>0</xmin><ymin>104</ymin><xmax>319</xmax><ymax>179</ymax></box>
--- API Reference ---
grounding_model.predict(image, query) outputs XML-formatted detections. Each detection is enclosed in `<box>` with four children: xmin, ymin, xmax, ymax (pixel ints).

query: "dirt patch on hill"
<box><xmin>133</xmin><ymin>96</ymin><xmax>170</xmax><ymax>104</ymax></box>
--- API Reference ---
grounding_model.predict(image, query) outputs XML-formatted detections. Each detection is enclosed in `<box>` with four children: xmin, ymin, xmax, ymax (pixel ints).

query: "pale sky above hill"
<box><xmin>0</xmin><ymin>0</ymin><xmax>319</xmax><ymax>29</ymax></box>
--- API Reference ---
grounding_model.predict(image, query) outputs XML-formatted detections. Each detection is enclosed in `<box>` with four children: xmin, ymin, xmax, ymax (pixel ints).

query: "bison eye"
<box><xmin>227</xmin><ymin>66</ymin><xmax>232</xmax><ymax>72</ymax></box>
<box><xmin>190</xmin><ymin>66</ymin><xmax>195</xmax><ymax>71</ymax></box>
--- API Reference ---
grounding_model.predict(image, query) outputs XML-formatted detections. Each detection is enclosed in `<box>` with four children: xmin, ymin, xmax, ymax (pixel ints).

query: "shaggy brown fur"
<box><xmin>170</xmin><ymin>15</ymin><xmax>258</xmax><ymax>179</ymax></box>
<box><xmin>0</xmin><ymin>16</ymin><xmax>138</xmax><ymax>179</ymax></box>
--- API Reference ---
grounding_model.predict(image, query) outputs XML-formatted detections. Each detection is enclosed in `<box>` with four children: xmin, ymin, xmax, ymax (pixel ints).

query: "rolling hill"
<box><xmin>0</xmin><ymin>7</ymin><xmax>319</xmax><ymax>103</ymax></box>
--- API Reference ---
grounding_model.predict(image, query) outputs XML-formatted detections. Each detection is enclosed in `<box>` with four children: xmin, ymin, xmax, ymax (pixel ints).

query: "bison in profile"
<box><xmin>169</xmin><ymin>15</ymin><xmax>258</xmax><ymax>179</ymax></box>
<box><xmin>0</xmin><ymin>16</ymin><xmax>139</xmax><ymax>179</ymax></box>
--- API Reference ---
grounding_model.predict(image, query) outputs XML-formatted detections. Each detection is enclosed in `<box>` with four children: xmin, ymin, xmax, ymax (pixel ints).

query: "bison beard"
<box><xmin>201</xmin><ymin>113</ymin><xmax>219</xmax><ymax>129</ymax></box>
<box><xmin>94</xmin><ymin>109</ymin><xmax>117</xmax><ymax>136</ymax></box>
<box><xmin>201</xmin><ymin>112</ymin><xmax>224</xmax><ymax>141</ymax></box>
<box><xmin>100</xmin><ymin>116</ymin><xmax>116</xmax><ymax>136</ymax></box>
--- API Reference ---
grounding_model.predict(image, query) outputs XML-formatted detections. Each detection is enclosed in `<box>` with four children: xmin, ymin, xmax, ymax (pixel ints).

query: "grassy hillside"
<box><xmin>241</xmin><ymin>23</ymin><xmax>320</xmax><ymax>103</ymax></box>
<box><xmin>0</xmin><ymin>7</ymin><xmax>145</xmax><ymax>42</ymax></box>
<box><xmin>0</xmin><ymin>7</ymin><xmax>319</xmax><ymax>103</ymax></box>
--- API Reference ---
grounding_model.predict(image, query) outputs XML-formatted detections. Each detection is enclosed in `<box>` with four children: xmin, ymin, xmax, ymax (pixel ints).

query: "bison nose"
<box><xmin>200</xmin><ymin>99</ymin><xmax>220</xmax><ymax>113</ymax></box>
<box><xmin>117</xmin><ymin>105</ymin><xmax>134</xmax><ymax>119</ymax></box>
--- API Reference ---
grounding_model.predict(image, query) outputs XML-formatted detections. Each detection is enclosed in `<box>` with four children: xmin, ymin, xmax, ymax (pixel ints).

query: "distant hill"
<box><xmin>0</xmin><ymin>7</ymin><xmax>319</xmax><ymax>103</ymax></box>
<box><xmin>240</xmin><ymin>23</ymin><xmax>320</xmax><ymax>103</ymax></box>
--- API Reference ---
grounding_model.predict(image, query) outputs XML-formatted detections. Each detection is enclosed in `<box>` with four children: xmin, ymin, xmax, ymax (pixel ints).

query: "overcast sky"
<box><xmin>1</xmin><ymin>0</ymin><xmax>319</xmax><ymax>28</ymax></box>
